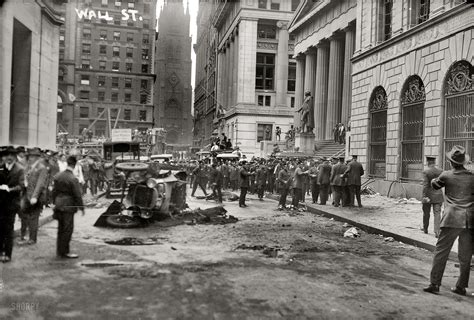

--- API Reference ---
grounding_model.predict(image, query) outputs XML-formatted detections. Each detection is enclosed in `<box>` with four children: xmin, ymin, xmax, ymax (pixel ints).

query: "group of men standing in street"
<box><xmin>0</xmin><ymin>146</ymin><xmax>85</xmax><ymax>263</ymax></box>
<box><xmin>187</xmin><ymin>154</ymin><xmax>365</xmax><ymax>212</ymax></box>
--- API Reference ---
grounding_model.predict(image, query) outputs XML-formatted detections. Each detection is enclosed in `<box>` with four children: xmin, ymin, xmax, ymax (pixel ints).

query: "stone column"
<box><xmin>293</xmin><ymin>54</ymin><xmax>305</xmax><ymax>129</ymax></box>
<box><xmin>341</xmin><ymin>26</ymin><xmax>355</xmax><ymax>126</ymax></box>
<box><xmin>313</xmin><ymin>41</ymin><xmax>329</xmax><ymax>140</ymax></box>
<box><xmin>217</xmin><ymin>48</ymin><xmax>225</xmax><ymax>111</ymax></box>
<box><xmin>225</xmin><ymin>40</ymin><xmax>232</xmax><ymax>108</ymax></box>
<box><xmin>232</xmin><ymin>26</ymin><xmax>239</xmax><ymax>106</ymax></box>
<box><xmin>237</xmin><ymin>18</ymin><xmax>258</xmax><ymax>104</ymax></box>
<box><xmin>228</xmin><ymin>35</ymin><xmax>235</xmax><ymax>108</ymax></box>
<box><xmin>325</xmin><ymin>34</ymin><xmax>345</xmax><ymax>139</ymax></box>
<box><xmin>276</xmin><ymin>21</ymin><xmax>289</xmax><ymax>107</ymax></box>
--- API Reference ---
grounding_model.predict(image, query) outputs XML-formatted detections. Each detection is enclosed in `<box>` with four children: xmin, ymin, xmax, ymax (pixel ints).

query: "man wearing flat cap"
<box><xmin>19</xmin><ymin>148</ymin><xmax>49</xmax><ymax>245</ymax></box>
<box><xmin>424</xmin><ymin>145</ymin><xmax>474</xmax><ymax>296</ymax></box>
<box><xmin>330</xmin><ymin>157</ymin><xmax>348</xmax><ymax>207</ymax></box>
<box><xmin>0</xmin><ymin>146</ymin><xmax>25</xmax><ymax>262</ymax></box>
<box><xmin>421</xmin><ymin>156</ymin><xmax>443</xmax><ymax>237</ymax></box>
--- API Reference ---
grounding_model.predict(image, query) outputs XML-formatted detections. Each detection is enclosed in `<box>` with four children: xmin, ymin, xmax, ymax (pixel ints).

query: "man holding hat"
<box><xmin>19</xmin><ymin>148</ymin><xmax>49</xmax><ymax>245</ymax></box>
<box><xmin>0</xmin><ymin>146</ymin><xmax>25</xmax><ymax>262</ymax></box>
<box><xmin>424</xmin><ymin>145</ymin><xmax>474</xmax><ymax>296</ymax></box>
<box><xmin>421</xmin><ymin>156</ymin><xmax>443</xmax><ymax>237</ymax></box>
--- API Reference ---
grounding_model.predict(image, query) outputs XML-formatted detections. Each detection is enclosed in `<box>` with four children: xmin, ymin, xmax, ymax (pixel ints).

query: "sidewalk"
<box><xmin>266</xmin><ymin>192</ymin><xmax>458</xmax><ymax>256</ymax></box>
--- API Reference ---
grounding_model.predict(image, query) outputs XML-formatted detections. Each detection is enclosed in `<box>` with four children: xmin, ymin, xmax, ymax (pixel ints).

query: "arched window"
<box><xmin>368</xmin><ymin>86</ymin><xmax>388</xmax><ymax>178</ymax></box>
<box><xmin>400</xmin><ymin>75</ymin><xmax>425</xmax><ymax>180</ymax></box>
<box><xmin>443</xmin><ymin>60</ymin><xmax>473</xmax><ymax>169</ymax></box>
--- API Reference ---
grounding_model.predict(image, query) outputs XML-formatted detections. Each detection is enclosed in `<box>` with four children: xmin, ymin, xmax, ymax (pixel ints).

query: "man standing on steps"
<box><xmin>421</xmin><ymin>156</ymin><xmax>443</xmax><ymax>237</ymax></box>
<box><xmin>343</xmin><ymin>155</ymin><xmax>364</xmax><ymax>207</ymax></box>
<box><xmin>423</xmin><ymin>145</ymin><xmax>474</xmax><ymax>296</ymax></box>
<box><xmin>52</xmin><ymin>155</ymin><xmax>85</xmax><ymax>259</ymax></box>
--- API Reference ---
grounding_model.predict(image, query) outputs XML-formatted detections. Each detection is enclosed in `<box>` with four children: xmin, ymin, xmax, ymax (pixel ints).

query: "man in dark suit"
<box><xmin>421</xmin><ymin>156</ymin><xmax>443</xmax><ymax>237</ymax></box>
<box><xmin>317</xmin><ymin>158</ymin><xmax>332</xmax><ymax>205</ymax></box>
<box><xmin>423</xmin><ymin>146</ymin><xmax>474</xmax><ymax>296</ymax></box>
<box><xmin>209</xmin><ymin>163</ymin><xmax>223</xmax><ymax>204</ymax></box>
<box><xmin>308</xmin><ymin>160</ymin><xmax>320</xmax><ymax>204</ymax></box>
<box><xmin>330</xmin><ymin>157</ymin><xmax>348</xmax><ymax>207</ymax></box>
<box><xmin>0</xmin><ymin>146</ymin><xmax>25</xmax><ymax>263</ymax></box>
<box><xmin>239</xmin><ymin>161</ymin><xmax>254</xmax><ymax>207</ymax></box>
<box><xmin>343</xmin><ymin>155</ymin><xmax>365</xmax><ymax>207</ymax></box>
<box><xmin>52</xmin><ymin>155</ymin><xmax>84</xmax><ymax>259</ymax></box>
<box><xmin>291</xmin><ymin>160</ymin><xmax>309</xmax><ymax>209</ymax></box>
<box><xmin>19</xmin><ymin>148</ymin><xmax>49</xmax><ymax>245</ymax></box>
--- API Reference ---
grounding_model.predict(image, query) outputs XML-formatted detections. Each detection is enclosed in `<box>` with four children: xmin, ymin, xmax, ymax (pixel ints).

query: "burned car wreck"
<box><xmin>95</xmin><ymin>161</ymin><xmax>187</xmax><ymax>228</ymax></box>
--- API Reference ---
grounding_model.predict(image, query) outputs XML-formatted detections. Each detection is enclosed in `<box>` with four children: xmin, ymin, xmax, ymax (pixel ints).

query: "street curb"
<box><xmin>265</xmin><ymin>194</ymin><xmax>458</xmax><ymax>260</ymax></box>
<box><xmin>13</xmin><ymin>212</ymin><xmax>54</xmax><ymax>238</ymax></box>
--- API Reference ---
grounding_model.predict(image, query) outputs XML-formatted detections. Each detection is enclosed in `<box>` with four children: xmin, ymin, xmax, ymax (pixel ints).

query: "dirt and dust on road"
<box><xmin>1</xmin><ymin>190</ymin><xmax>473</xmax><ymax>319</ymax></box>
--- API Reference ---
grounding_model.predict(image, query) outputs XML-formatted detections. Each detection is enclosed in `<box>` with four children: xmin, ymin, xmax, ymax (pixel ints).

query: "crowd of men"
<box><xmin>186</xmin><ymin>154</ymin><xmax>365</xmax><ymax>210</ymax></box>
<box><xmin>0</xmin><ymin>146</ymin><xmax>107</xmax><ymax>263</ymax></box>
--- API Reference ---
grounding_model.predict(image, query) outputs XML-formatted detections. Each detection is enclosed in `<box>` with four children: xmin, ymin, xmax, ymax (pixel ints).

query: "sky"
<box><xmin>156</xmin><ymin>0</ymin><xmax>199</xmax><ymax>91</ymax></box>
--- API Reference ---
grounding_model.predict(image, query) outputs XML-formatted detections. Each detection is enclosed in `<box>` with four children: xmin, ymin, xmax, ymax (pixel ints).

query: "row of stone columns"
<box><xmin>295</xmin><ymin>25</ymin><xmax>355</xmax><ymax>140</ymax></box>
<box><xmin>218</xmin><ymin>27</ymin><xmax>239</xmax><ymax>110</ymax></box>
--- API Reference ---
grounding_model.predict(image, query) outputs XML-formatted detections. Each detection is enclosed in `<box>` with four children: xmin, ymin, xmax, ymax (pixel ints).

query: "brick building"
<box><xmin>0</xmin><ymin>0</ymin><xmax>63</xmax><ymax>150</ymax></box>
<box><xmin>209</xmin><ymin>0</ymin><xmax>300</xmax><ymax>156</ymax></box>
<box><xmin>349</xmin><ymin>0</ymin><xmax>473</xmax><ymax>197</ymax></box>
<box><xmin>154</xmin><ymin>0</ymin><xmax>193</xmax><ymax>147</ymax></box>
<box><xmin>58</xmin><ymin>0</ymin><xmax>156</xmax><ymax>138</ymax></box>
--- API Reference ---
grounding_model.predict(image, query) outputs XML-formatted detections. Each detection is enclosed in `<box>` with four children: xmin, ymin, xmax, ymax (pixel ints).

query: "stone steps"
<box><xmin>314</xmin><ymin>140</ymin><xmax>345</xmax><ymax>159</ymax></box>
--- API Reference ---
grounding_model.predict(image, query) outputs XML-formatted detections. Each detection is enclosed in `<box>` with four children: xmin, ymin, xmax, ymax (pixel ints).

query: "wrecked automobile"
<box><xmin>95</xmin><ymin>161</ymin><xmax>187</xmax><ymax>228</ymax></box>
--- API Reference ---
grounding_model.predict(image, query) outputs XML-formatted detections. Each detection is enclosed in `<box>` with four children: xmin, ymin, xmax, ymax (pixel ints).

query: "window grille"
<box><xmin>368</xmin><ymin>86</ymin><xmax>388</xmax><ymax>178</ymax></box>
<box><xmin>443</xmin><ymin>60</ymin><xmax>474</xmax><ymax>170</ymax></box>
<box><xmin>400</xmin><ymin>76</ymin><xmax>426</xmax><ymax>180</ymax></box>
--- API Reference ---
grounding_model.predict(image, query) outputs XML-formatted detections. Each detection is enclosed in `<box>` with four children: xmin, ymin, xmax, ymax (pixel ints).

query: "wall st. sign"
<box><xmin>75</xmin><ymin>8</ymin><xmax>144</xmax><ymax>22</ymax></box>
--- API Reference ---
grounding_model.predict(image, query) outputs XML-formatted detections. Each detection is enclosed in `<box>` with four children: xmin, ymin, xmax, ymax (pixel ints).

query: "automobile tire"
<box><xmin>105</xmin><ymin>215</ymin><xmax>142</xmax><ymax>228</ymax></box>
<box><xmin>115</xmin><ymin>162</ymin><xmax>149</xmax><ymax>172</ymax></box>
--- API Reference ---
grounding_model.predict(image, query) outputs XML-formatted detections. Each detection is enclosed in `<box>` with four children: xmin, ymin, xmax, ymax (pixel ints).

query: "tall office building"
<box><xmin>58</xmin><ymin>0</ymin><xmax>156</xmax><ymax>138</ymax></box>
<box><xmin>154</xmin><ymin>0</ymin><xmax>193</xmax><ymax>147</ymax></box>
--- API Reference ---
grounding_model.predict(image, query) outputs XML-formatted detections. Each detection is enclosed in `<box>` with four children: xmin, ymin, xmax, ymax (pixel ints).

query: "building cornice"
<box><xmin>36</xmin><ymin>0</ymin><xmax>64</xmax><ymax>26</ymax></box>
<box><xmin>289</xmin><ymin>0</ymin><xmax>330</xmax><ymax>34</ymax></box>
<box><xmin>352</xmin><ymin>3</ymin><xmax>474</xmax><ymax>75</ymax></box>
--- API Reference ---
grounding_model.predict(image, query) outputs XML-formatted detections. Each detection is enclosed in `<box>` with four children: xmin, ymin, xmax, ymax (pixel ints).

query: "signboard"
<box><xmin>111</xmin><ymin>129</ymin><xmax>132</xmax><ymax>142</ymax></box>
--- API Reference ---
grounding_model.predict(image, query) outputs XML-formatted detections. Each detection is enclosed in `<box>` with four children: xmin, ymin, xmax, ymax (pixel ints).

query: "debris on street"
<box><xmin>344</xmin><ymin>227</ymin><xmax>361</xmax><ymax>238</ymax></box>
<box><xmin>104</xmin><ymin>237</ymin><xmax>163</xmax><ymax>246</ymax></box>
<box><xmin>235</xmin><ymin>244</ymin><xmax>281</xmax><ymax>258</ymax></box>
<box><xmin>384</xmin><ymin>237</ymin><xmax>395</xmax><ymax>242</ymax></box>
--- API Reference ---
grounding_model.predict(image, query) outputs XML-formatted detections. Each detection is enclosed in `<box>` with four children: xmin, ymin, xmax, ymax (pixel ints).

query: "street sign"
<box><xmin>111</xmin><ymin>129</ymin><xmax>132</xmax><ymax>142</ymax></box>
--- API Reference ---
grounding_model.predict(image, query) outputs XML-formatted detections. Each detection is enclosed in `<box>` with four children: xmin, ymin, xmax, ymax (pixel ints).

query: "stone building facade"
<box><xmin>154</xmin><ymin>0</ymin><xmax>193</xmax><ymax>147</ymax></box>
<box><xmin>350</xmin><ymin>0</ymin><xmax>473</xmax><ymax>197</ymax></box>
<box><xmin>0</xmin><ymin>0</ymin><xmax>63</xmax><ymax>150</ymax></box>
<box><xmin>289</xmin><ymin>0</ymin><xmax>357</xmax><ymax>142</ymax></box>
<box><xmin>193</xmin><ymin>0</ymin><xmax>218</xmax><ymax>149</ymax></box>
<box><xmin>211</xmin><ymin>0</ymin><xmax>300</xmax><ymax>156</ymax></box>
<box><xmin>59</xmin><ymin>0</ymin><xmax>156</xmax><ymax>138</ymax></box>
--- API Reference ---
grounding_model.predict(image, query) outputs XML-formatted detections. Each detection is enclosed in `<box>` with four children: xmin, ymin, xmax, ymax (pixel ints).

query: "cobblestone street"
<box><xmin>1</xmin><ymin>193</ymin><xmax>473</xmax><ymax>319</ymax></box>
